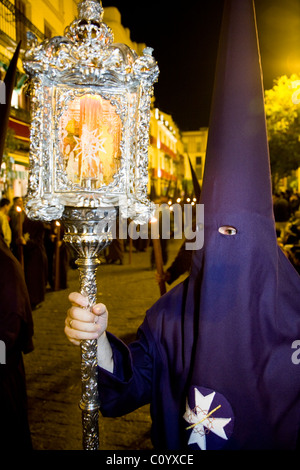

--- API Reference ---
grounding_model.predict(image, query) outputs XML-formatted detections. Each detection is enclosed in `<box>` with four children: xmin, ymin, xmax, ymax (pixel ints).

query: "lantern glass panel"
<box><xmin>59</xmin><ymin>93</ymin><xmax>122</xmax><ymax>190</ymax></box>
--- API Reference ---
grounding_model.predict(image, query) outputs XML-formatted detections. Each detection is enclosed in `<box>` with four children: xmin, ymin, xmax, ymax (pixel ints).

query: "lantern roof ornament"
<box><xmin>23</xmin><ymin>0</ymin><xmax>159</xmax><ymax>225</ymax></box>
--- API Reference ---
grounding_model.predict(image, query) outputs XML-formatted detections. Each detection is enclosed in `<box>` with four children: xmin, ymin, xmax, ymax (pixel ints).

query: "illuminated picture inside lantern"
<box><xmin>59</xmin><ymin>94</ymin><xmax>122</xmax><ymax>190</ymax></box>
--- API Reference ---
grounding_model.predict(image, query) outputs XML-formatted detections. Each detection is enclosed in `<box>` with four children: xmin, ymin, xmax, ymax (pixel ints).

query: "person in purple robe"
<box><xmin>65</xmin><ymin>0</ymin><xmax>300</xmax><ymax>450</ymax></box>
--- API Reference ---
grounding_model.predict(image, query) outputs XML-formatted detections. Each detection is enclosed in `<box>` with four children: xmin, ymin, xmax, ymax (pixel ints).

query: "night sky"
<box><xmin>101</xmin><ymin>0</ymin><xmax>300</xmax><ymax>131</ymax></box>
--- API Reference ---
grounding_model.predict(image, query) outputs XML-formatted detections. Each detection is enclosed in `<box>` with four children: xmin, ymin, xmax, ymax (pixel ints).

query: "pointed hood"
<box><xmin>201</xmin><ymin>0</ymin><xmax>273</xmax><ymax>221</ymax></box>
<box><xmin>0</xmin><ymin>42</ymin><xmax>21</xmax><ymax>167</ymax></box>
<box><xmin>138</xmin><ymin>0</ymin><xmax>300</xmax><ymax>450</ymax></box>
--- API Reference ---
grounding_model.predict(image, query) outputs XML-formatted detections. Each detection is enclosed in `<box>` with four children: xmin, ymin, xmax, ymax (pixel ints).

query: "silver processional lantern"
<box><xmin>23</xmin><ymin>0</ymin><xmax>159</xmax><ymax>450</ymax></box>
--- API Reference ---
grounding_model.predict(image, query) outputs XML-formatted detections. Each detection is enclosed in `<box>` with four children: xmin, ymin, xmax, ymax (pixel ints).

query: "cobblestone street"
<box><xmin>24</xmin><ymin>238</ymin><xmax>186</xmax><ymax>451</ymax></box>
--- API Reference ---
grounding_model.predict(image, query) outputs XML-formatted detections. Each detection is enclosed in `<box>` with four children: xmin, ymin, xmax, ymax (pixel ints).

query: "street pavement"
<box><xmin>24</xmin><ymin>238</ymin><xmax>187</xmax><ymax>451</ymax></box>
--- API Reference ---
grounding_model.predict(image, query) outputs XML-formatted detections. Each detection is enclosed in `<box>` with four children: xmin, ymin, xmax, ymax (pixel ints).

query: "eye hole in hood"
<box><xmin>218</xmin><ymin>226</ymin><xmax>237</xmax><ymax>236</ymax></box>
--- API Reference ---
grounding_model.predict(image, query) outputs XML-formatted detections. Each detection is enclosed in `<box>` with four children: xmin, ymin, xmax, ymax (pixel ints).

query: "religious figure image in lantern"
<box><xmin>60</xmin><ymin>94</ymin><xmax>122</xmax><ymax>190</ymax></box>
